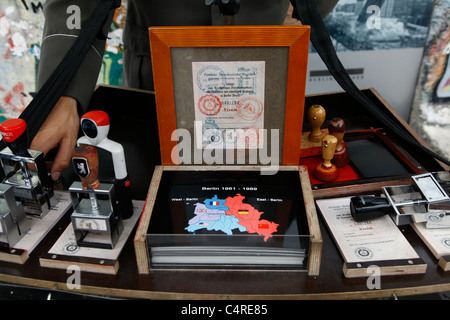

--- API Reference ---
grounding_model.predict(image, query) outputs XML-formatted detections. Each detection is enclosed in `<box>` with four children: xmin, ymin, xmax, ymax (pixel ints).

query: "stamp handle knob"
<box><xmin>72</xmin><ymin>144</ymin><xmax>100</xmax><ymax>190</ymax></box>
<box><xmin>307</xmin><ymin>105</ymin><xmax>326</xmax><ymax>142</ymax></box>
<box><xmin>313</xmin><ymin>134</ymin><xmax>339</xmax><ymax>182</ymax></box>
<box><xmin>328</xmin><ymin>117</ymin><xmax>346</xmax><ymax>151</ymax></box>
<box><xmin>321</xmin><ymin>135</ymin><xmax>338</xmax><ymax>168</ymax></box>
<box><xmin>0</xmin><ymin>118</ymin><xmax>31</xmax><ymax>158</ymax></box>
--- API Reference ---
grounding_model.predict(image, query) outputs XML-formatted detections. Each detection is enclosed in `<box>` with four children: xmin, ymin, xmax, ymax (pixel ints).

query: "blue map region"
<box><xmin>204</xmin><ymin>195</ymin><xmax>229</xmax><ymax>211</ymax></box>
<box><xmin>185</xmin><ymin>194</ymin><xmax>279</xmax><ymax>241</ymax></box>
<box><xmin>185</xmin><ymin>214</ymin><xmax>247</xmax><ymax>235</ymax></box>
<box><xmin>185</xmin><ymin>195</ymin><xmax>245</xmax><ymax>235</ymax></box>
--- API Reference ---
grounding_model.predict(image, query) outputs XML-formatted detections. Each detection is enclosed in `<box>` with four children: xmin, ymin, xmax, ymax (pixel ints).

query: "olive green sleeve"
<box><xmin>37</xmin><ymin>0</ymin><xmax>115</xmax><ymax>112</ymax></box>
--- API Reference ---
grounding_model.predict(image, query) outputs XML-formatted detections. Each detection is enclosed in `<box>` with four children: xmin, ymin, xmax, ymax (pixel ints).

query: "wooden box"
<box><xmin>300</xmin><ymin>88</ymin><xmax>448</xmax><ymax>198</ymax></box>
<box><xmin>133</xmin><ymin>25</ymin><xmax>323</xmax><ymax>275</ymax></box>
<box><xmin>134</xmin><ymin>165</ymin><xmax>322</xmax><ymax>275</ymax></box>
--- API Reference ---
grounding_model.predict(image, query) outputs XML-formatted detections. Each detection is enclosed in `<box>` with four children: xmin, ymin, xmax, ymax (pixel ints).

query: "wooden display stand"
<box><xmin>39</xmin><ymin>201</ymin><xmax>143</xmax><ymax>275</ymax></box>
<box><xmin>316</xmin><ymin>196</ymin><xmax>428</xmax><ymax>278</ymax></box>
<box><xmin>343</xmin><ymin>260</ymin><xmax>427</xmax><ymax>278</ymax></box>
<box><xmin>439</xmin><ymin>256</ymin><xmax>450</xmax><ymax>271</ymax></box>
<box><xmin>135</xmin><ymin>165</ymin><xmax>322</xmax><ymax>276</ymax></box>
<box><xmin>0</xmin><ymin>191</ymin><xmax>72</xmax><ymax>265</ymax></box>
<box><xmin>412</xmin><ymin>219</ymin><xmax>450</xmax><ymax>273</ymax></box>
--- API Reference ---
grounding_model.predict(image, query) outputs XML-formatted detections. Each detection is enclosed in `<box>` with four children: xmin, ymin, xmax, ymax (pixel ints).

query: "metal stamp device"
<box><xmin>350</xmin><ymin>171</ymin><xmax>450</xmax><ymax>226</ymax></box>
<box><xmin>0</xmin><ymin>183</ymin><xmax>30</xmax><ymax>248</ymax></box>
<box><xmin>69</xmin><ymin>144</ymin><xmax>123</xmax><ymax>249</ymax></box>
<box><xmin>0</xmin><ymin>119</ymin><xmax>55</xmax><ymax>217</ymax></box>
<box><xmin>78</xmin><ymin>110</ymin><xmax>133</xmax><ymax>219</ymax></box>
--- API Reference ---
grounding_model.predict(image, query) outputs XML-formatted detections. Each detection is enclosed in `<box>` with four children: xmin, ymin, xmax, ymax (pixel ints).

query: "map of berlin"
<box><xmin>185</xmin><ymin>194</ymin><xmax>279</xmax><ymax>241</ymax></box>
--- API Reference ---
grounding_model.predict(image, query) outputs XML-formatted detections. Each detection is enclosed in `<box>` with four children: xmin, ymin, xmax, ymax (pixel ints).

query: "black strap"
<box><xmin>0</xmin><ymin>0</ymin><xmax>120</xmax><ymax>151</ymax></box>
<box><xmin>291</xmin><ymin>0</ymin><xmax>450</xmax><ymax>167</ymax></box>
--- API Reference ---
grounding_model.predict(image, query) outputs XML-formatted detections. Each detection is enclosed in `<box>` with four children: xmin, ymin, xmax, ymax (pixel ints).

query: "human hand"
<box><xmin>30</xmin><ymin>96</ymin><xmax>80</xmax><ymax>181</ymax></box>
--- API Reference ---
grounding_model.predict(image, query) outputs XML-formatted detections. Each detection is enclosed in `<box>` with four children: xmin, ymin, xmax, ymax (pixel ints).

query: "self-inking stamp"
<box><xmin>69</xmin><ymin>144</ymin><xmax>123</xmax><ymax>249</ymax></box>
<box><xmin>0</xmin><ymin>119</ymin><xmax>54</xmax><ymax>217</ymax></box>
<box><xmin>77</xmin><ymin>111</ymin><xmax>133</xmax><ymax>219</ymax></box>
<box><xmin>307</xmin><ymin>105</ymin><xmax>326</xmax><ymax>143</ymax></box>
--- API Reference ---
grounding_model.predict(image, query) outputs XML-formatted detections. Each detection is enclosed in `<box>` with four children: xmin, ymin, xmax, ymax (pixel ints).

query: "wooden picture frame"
<box><xmin>149</xmin><ymin>26</ymin><xmax>310</xmax><ymax>166</ymax></box>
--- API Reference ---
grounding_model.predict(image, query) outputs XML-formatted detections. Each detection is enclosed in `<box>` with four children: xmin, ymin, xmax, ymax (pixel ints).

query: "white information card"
<box><xmin>316</xmin><ymin>197</ymin><xmax>420</xmax><ymax>264</ymax></box>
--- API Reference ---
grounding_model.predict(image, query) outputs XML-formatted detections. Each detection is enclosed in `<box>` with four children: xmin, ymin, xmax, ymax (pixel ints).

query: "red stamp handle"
<box><xmin>0</xmin><ymin>118</ymin><xmax>30</xmax><ymax>157</ymax></box>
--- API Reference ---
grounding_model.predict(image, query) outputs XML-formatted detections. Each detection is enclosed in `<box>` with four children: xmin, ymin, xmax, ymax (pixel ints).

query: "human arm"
<box><xmin>37</xmin><ymin>0</ymin><xmax>116</xmax><ymax>109</ymax></box>
<box><xmin>33</xmin><ymin>0</ymin><xmax>116</xmax><ymax>180</ymax></box>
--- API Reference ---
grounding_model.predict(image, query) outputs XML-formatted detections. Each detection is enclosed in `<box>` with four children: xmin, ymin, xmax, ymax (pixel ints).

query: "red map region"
<box><xmin>224</xmin><ymin>193</ymin><xmax>279</xmax><ymax>241</ymax></box>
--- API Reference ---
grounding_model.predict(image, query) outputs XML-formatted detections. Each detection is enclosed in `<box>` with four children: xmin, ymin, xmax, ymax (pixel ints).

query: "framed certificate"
<box><xmin>149</xmin><ymin>26</ymin><xmax>310</xmax><ymax>166</ymax></box>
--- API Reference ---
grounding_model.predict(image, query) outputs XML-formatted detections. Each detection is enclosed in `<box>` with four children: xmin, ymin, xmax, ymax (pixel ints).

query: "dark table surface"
<box><xmin>0</xmin><ymin>202</ymin><xmax>448</xmax><ymax>300</ymax></box>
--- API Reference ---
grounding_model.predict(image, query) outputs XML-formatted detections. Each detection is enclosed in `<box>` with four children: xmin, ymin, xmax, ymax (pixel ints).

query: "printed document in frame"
<box><xmin>193</xmin><ymin>61</ymin><xmax>265</xmax><ymax>150</ymax></box>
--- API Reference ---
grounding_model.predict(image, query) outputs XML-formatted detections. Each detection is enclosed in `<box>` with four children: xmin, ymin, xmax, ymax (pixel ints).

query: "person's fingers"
<box><xmin>30</xmin><ymin>129</ymin><xmax>60</xmax><ymax>157</ymax></box>
<box><xmin>28</xmin><ymin>96</ymin><xmax>80</xmax><ymax>180</ymax></box>
<box><xmin>49</xmin><ymin>134</ymin><xmax>77</xmax><ymax>181</ymax></box>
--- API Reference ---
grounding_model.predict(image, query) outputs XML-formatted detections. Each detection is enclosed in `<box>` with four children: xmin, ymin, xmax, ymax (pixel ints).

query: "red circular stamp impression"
<box><xmin>237</xmin><ymin>97</ymin><xmax>263</xmax><ymax>121</ymax></box>
<box><xmin>198</xmin><ymin>94</ymin><xmax>222</xmax><ymax>116</ymax></box>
